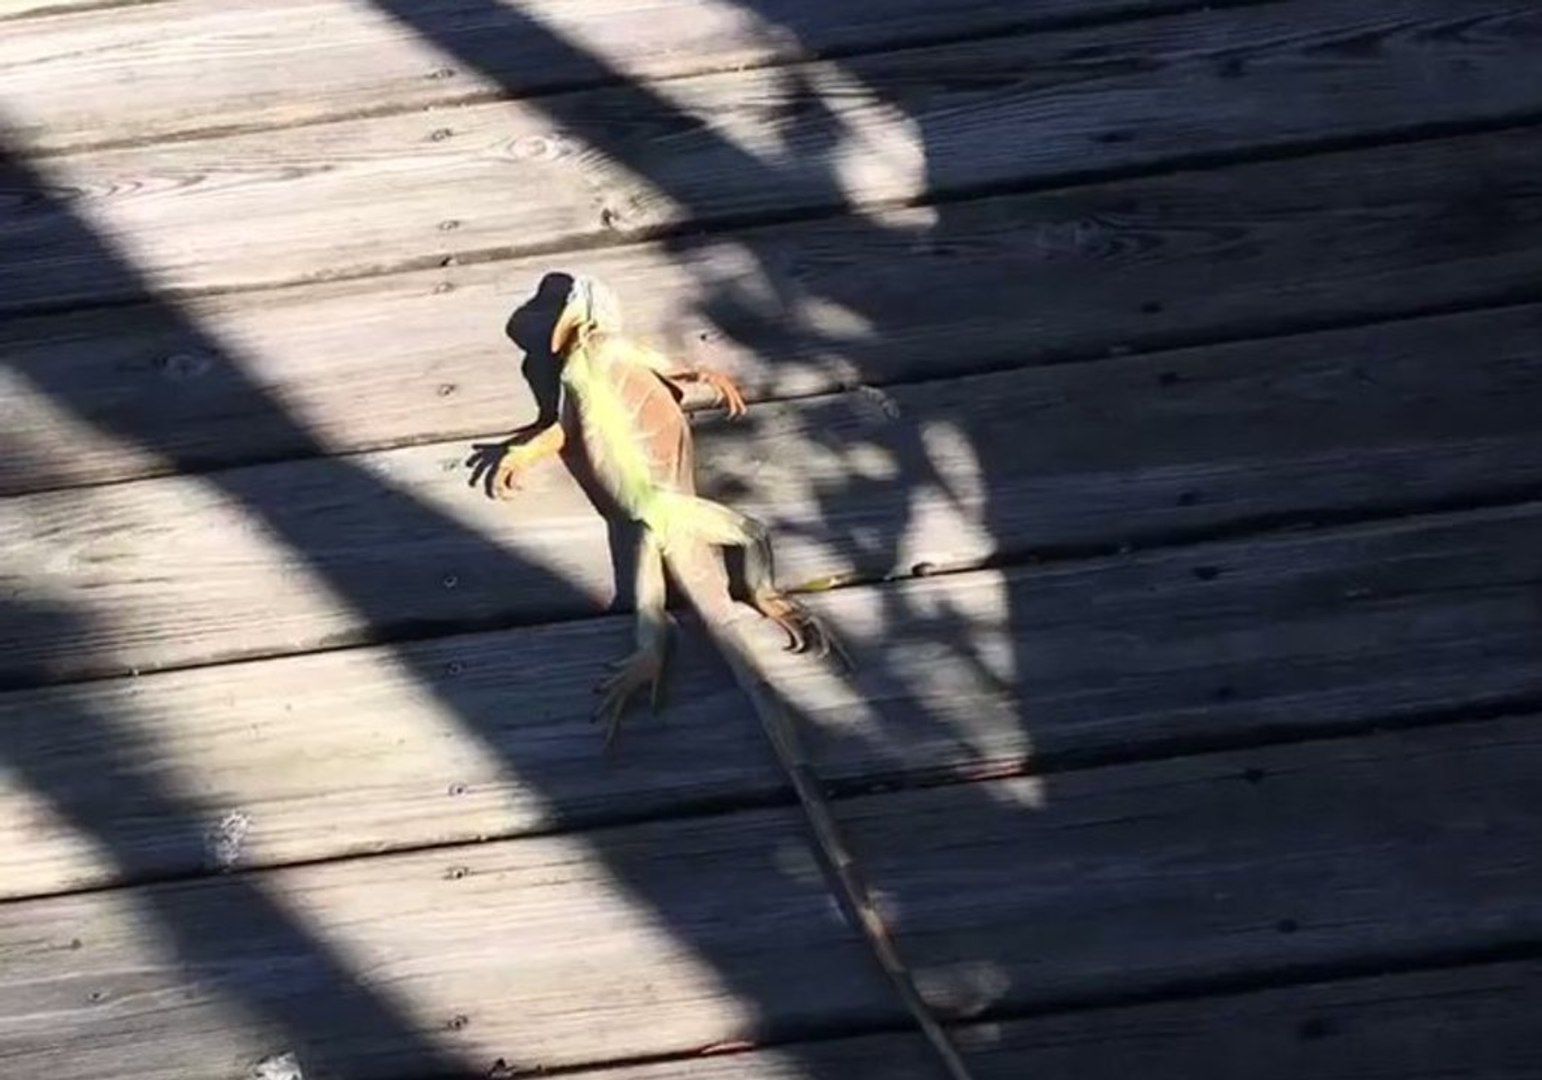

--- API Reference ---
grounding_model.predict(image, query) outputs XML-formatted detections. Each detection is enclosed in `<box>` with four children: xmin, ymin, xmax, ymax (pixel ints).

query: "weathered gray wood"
<box><xmin>5</xmin><ymin>2</ymin><xmax>1541</xmax><ymax>309</ymax></box>
<box><xmin>0</xmin><ymin>0</ymin><xmax>1163</xmax><ymax>153</ymax></box>
<box><xmin>858</xmin><ymin>717</ymin><xmax>1542</xmax><ymax>1016</ymax></box>
<box><xmin>6</xmin><ymin>301</ymin><xmax>1542</xmax><ymax>685</ymax></box>
<box><xmin>0</xmin><ymin>784</ymin><xmax>887</xmax><ymax>1080</ymax></box>
<box><xmin>0</xmin><ymin>611</ymin><xmax>755</xmax><ymax>897</ymax></box>
<box><xmin>543</xmin><ymin>961</ymin><xmax>1542</xmax><ymax>1078</ymax></box>
<box><xmin>5</xmin><ymin>502</ymin><xmax>1542</xmax><ymax>898</ymax></box>
<box><xmin>1</xmin><ymin>717</ymin><xmax>1537</xmax><ymax>1079</ymax></box>
<box><xmin>7</xmin><ymin>128</ymin><xmax>1542</xmax><ymax>495</ymax></box>
<box><xmin>956</xmin><ymin>962</ymin><xmax>1542</xmax><ymax>1080</ymax></box>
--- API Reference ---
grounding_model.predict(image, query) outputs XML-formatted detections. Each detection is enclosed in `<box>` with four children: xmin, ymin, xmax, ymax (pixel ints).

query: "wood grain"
<box><xmin>950</xmin><ymin>963</ymin><xmax>1542</xmax><ymax>1080</ymax></box>
<box><xmin>5</xmin><ymin>3</ymin><xmax>1537</xmax><ymax>1075</ymax></box>
<box><xmin>0</xmin><ymin>0</ymin><xmax>1141</xmax><ymax>153</ymax></box>
<box><xmin>0</xmin><ymin>0</ymin><xmax>163</xmax><ymax>22</ymax></box>
<box><xmin>1</xmin><ymin>717</ymin><xmax>1537</xmax><ymax>1079</ymax></box>
<box><xmin>7</xmin><ymin>127</ymin><xmax>1542</xmax><ymax>495</ymax></box>
<box><xmin>7</xmin><ymin>299</ymin><xmax>1542</xmax><ymax>685</ymax></box>
<box><xmin>861</xmin><ymin>717</ymin><xmax>1542</xmax><ymax>1015</ymax></box>
<box><xmin>458</xmin><ymin>961</ymin><xmax>1542</xmax><ymax>1079</ymax></box>
<box><xmin>5</xmin><ymin>2</ymin><xmax>1542</xmax><ymax>309</ymax></box>
<box><xmin>5</xmin><ymin>501</ymin><xmax>1542</xmax><ymax>898</ymax></box>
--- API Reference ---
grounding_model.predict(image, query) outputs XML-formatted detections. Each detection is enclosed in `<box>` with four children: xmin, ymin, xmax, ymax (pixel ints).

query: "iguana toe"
<box><xmin>592</xmin><ymin>647</ymin><xmax>667</xmax><ymax>748</ymax></box>
<box><xmin>755</xmin><ymin>593</ymin><xmax>849</xmax><ymax>669</ymax></box>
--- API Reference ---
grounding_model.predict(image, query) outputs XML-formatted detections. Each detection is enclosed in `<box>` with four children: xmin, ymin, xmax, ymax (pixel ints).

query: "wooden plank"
<box><xmin>527</xmin><ymin>961</ymin><xmax>1542</xmax><ymax>1078</ymax></box>
<box><xmin>858</xmin><ymin>717</ymin><xmax>1542</xmax><ymax>1016</ymax></box>
<box><xmin>1</xmin><ymin>717</ymin><xmax>1537</xmax><ymax>1079</ymax></box>
<box><xmin>5</xmin><ymin>2</ymin><xmax>1542</xmax><ymax>308</ymax></box>
<box><xmin>0</xmin><ymin>0</ymin><xmax>1194</xmax><ymax>152</ymax></box>
<box><xmin>6</xmin><ymin>502</ymin><xmax>1542</xmax><ymax>898</ymax></box>
<box><xmin>950</xmin><ymin>963</ymin><xmax>1542</xmax><ymax>1080</ymax></box>
<box><xmin>0</xmin><ymin>782</ymin><xmax>887</xmax><ymax>1080</ymax></box>
<box><xmin>6</xmin><ymin>301</ymin><xmax>1542</xmax><ymax>685</ymax></box>
<box><xmin>7</xmin><ymin>128</ymin><xmax>1542</xmax><ymax>495</ymax></box>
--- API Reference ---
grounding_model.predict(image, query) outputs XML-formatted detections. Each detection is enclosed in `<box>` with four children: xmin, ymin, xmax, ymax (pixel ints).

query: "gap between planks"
<box><xmin>398</xmin><ymin>958</ymin><xmax>1542</xmax><ymax>1080</ymax></box>
<box><xmin>335</xmin><ymin>959</ymin><xmax>1542</xmax><ymax>1080</ymax></box>
<box><xmin>5</xmin><ymin>498</ymin><xmax>1542</xmax><ymax>899</ymax></box>
<box><xmin>5</xmin><ymin>2</ymin><xmax>1542</xmax><ymax>311</ymax></box>
<box><xmin>6</xmin><ymin>298</ymin><xmax>1542</xmax><ymax>687</ymax></box>
<box><xmin>1</xmin><ymin>716</ymin><xmax>1538</xmax><ymax>1079</ymax></box>
<box><xmin>0</xmin><ymin>0</ymin><xmax>1281</xmax><ymax>155</ymax></box>
<box><xmin>5</xmin><ymin>126</ymin><xmax>1542</xmax><ymax>497</ymax></box>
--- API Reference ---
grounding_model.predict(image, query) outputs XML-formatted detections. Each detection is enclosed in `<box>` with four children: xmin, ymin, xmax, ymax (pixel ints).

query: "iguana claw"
<box><xmin>700</xmin><ymin>370</ymin><xmax>748</xmax><ymax>418</ymax></box>
<box><xmin>593</xmin><ymin>646</ymin><xmax>666</xmax><ymax>748</ymax></box>
<box><xmin>755</xmin><ymin>593</ymin><xmax>850</xmax><ymax>668</ymax></box>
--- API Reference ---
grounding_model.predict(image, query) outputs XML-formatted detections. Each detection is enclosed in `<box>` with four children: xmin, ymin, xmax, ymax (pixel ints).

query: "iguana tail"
<box><xmin>653</xmin><ymin>492</ymin><xmax>978</xmax><ymax>1080</ymax></box>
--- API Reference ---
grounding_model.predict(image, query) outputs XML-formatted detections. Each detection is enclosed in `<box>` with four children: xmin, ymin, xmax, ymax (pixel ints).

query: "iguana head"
<box><xmin>550</xmin><ymin>274</ymin><xmax>622</xmax><ymax>357</ymax></box>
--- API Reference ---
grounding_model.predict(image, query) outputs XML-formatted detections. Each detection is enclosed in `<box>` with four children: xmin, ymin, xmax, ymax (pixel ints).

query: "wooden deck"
<box><xmin>3</xmin><ymin>1</ymin><xmax>1541</xmax><ymax>1077</ymax></box>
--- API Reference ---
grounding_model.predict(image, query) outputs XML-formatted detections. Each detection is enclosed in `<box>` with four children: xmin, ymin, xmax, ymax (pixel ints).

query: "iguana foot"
<box><xmin>490</xmin><ymin>444</ymin><xmax>547</xmax><ymax>499</ymax></box>
<box><xmin>666</xmin><ymin>367</ymin><xmax>747</xmax><ymax>418</ymax></box>
<box><xmin>701</xmin><ymin>370</ymin><xmax>748</xmax><ymax>419</ymax></box>
<box><xmin>465</xmin><ymin>422</ymin><xmax>565</xmax><ymax>500</ymax></box>
<box><xmin>753</xmin><ymin>591</ymin><xmax>848</xmax><ymax>666</ymax></box>
<box><xmin>593</xmin><ymin>646</ymin><xmax>667</xmax><ymax>747</ymax></box>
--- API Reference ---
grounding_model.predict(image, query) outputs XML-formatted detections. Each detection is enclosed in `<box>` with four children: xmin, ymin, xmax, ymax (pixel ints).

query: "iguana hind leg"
<box><xmin>652</xmin><ymin>494</ymin><xmax>843</xmax><ymax>662</ymax></box>
<box><xmin>594</xmin><ymin>529</ymin><xmax>671</xmax><ymax>747</ymax></box>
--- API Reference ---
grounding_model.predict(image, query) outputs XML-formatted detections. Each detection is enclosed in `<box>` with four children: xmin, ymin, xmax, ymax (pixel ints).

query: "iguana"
<box><xmin>479</xmin><ymin>276</ymin><xmax>975</xmax><ymax>1080</ymax></box>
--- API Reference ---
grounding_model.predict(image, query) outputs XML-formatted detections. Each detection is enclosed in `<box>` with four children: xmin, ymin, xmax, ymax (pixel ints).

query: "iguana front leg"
<box><xmin>490</xmin><ymin>422</ymin><xmax>566</xmax><ymax>498</ymax></box>
<box><xmin>665</xmin><ymin>368</ymin><xmax>747</xmax><ymax>418</ymax></box>
<box><xmin>628</xmin><ymin>341</ymin><xmax>748</xmax><ymax>418</ymax></box>
<box><xmin>594</xmin><ymin>529</ymin><xmax>671</xmax><ymax>747</ymax></box>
